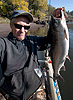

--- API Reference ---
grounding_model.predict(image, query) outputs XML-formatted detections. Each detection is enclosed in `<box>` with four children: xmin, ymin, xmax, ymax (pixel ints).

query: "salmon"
<box><xmin>49</xmin><ymin>10</ymin><xmax>70</xmax><ymax>81</ymax></box>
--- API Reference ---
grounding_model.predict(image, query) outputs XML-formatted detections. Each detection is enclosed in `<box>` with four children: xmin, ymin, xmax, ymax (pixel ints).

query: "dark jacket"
<box><xmin>0</xmin><ymin>32</ymin><xmax>51</xmax><ymax>100</ymax></box>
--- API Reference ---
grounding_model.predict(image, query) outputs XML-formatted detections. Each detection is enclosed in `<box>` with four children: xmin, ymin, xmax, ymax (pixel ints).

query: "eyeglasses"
<box><xmin>14</xmin><ymin>23</ymin><xmax>30</xmax><ymax>30</ymax></box>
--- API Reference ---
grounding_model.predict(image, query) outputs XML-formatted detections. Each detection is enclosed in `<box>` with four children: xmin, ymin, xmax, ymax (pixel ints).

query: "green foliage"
<box><xmin>0</xmin><ymin>1</ymin><xmax>3</xmax><ymax>10</ymax></box>
<box><xmin>0</xmin><ymin>1</ymin><xmax>6</xmax><ymax>16</ymax></box>
<box><xmin>11</xmin><ymin>0</ymin><xmax>29</xmax><ymax>12</ymax></box>
<box><xmin>70</xmin><ymin>11</ymin><xmax>73</xmax><ymax>16</ymax></box>
<box><xmin>49</xmin><ymin>5</ymin><xmax>55</xmax><ymax>15</ymax></box>
<box><xmin>0</xmin><ymin>0</ymin><xmax>55</xmax><ymax>21</ymax></box>
<box><xmin>0</xmin><ymin>0</ymin><xmax>29</xmax><ymax>18</ymax></box>
<box><xmin>28</xmin><ymin>0</ymin><xmax>48</xmax><ymax>19</ymax></box>
<box><xmin>35</xmin><ymin>10</ymin><xmax>45</xmax><ymax>19</ymax></box>
<box><xmin>0</xmin><ymin>0</ymin><xmax>13</xmax><ymax>17</ymax></box>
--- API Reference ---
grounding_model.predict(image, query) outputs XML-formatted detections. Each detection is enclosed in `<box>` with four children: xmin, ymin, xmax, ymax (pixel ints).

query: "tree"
<box><xmin>0</xmin><ymin>1</ymin><xmax>3</xmax><ymax>13</ymax></box>
<box><xmin>49</xmin><ymin>5</ymin><xmax>55</xmax><ymax>15</ymax></box>
<box><xmin>28</xmin><ymin>0</ymin><xmax>48</xmax><ymax>20</ymax></box>
<box><xmin>0</xmin><ymin>0</ymin><xmax>55</xmax><ymax>20</ymax></box>
<box><xmin>0</xmin><ymin>0</ymin><xmax>13</xmax><ymax>17</ymax></box>
<box><xmin>11</xmin><ymin>0</ymin><xmax>29</xmax><ymax>12</ymax></box>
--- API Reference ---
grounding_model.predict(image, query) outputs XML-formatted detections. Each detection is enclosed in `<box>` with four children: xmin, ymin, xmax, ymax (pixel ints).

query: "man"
<box><xmin>0</xmin><ymin>8</ymin><xmax>63</xmax><ymax>100</ymax></box>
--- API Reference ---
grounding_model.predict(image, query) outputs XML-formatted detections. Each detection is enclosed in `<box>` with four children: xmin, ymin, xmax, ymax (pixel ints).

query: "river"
<box><xmin>29</xmin><ymin>23</ymin><xmax>73</xmax><ymax>100</ymax></box>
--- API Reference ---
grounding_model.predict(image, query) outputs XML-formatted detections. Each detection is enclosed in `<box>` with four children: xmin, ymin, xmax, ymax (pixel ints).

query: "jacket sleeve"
<box><xmin>0</xmin><ymin>38</ymin><xmax>6</xmax><ymax>63</ymax></box>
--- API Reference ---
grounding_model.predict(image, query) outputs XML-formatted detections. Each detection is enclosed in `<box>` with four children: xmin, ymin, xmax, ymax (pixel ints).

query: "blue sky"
<box><xmin>48</xmin><ymin>0</ymin><xmax>73</xmax><ymax>12</ymax></box>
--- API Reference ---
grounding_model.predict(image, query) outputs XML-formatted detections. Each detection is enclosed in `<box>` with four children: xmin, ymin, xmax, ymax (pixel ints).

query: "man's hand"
<box><xmin>52</xmin><ymin>8</ymin><xmax>64</xmax><ymax>18</ymax></box>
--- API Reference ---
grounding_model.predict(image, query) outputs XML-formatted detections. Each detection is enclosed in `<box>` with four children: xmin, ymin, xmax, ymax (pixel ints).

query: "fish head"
<box><xmin>51</xmin><ymin>9</ymin><xmax>66</xmax><ymax>29</ymax></box>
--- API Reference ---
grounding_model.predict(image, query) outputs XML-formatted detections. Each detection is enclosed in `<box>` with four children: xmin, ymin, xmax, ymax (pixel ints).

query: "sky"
<box><xmin>48</xmin><ymin>0</ymin><xmax>73</xmax><ymax>12</ymax></box>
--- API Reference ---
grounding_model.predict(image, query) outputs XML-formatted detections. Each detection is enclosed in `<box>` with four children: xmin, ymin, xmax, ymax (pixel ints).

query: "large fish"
<box><xmin>49</xmin><ymin>10</ymin><xmax>70</xmax><ymax>81</ymax></box>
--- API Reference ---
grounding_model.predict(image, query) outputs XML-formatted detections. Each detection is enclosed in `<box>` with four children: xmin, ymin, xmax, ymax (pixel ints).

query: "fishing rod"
<box><xmin>38</xmin><ymin>0</ymin><xmax>62</xmax><ymax>99</ymax></box>
<box><xmin>38</xmin><ymin>49</ymin><xmax>62</xmax><ymax>100</ymax></box>
<box><xmin>48</xmin><ymin>0</ymin><xmax>51</xmax><ymax>25</ymax></box>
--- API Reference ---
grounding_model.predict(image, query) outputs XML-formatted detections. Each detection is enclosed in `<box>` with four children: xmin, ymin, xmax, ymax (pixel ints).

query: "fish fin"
<box><xmin>60</xmin><ymin>66</ymin><xmax>66</xmax><ymax>71</ymax></box>
<box><xmin>66</xmin><ymin>55</ymin><xmax>71</xmax><ymax>62</ymax></box>
<box><xmin>64</xmin><ymin>30</ymin><xmax>68</xmax><ymax>40</ymax></box>
<box><xmin>54</xmin><ymin>74</ymin><xmax>65</xmax><ymax>82</ymax></box>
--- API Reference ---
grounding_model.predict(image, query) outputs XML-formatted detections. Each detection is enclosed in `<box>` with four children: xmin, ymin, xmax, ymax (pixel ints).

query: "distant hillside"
<box><xmin>70</xmin><ymin>11</ymin><xmax>73</xmax><ymax>16</ymax></box>
<box><xmin>66</xmin><ymin>11</ymin><xmax>73</xmax><ymax>22</ymax></box>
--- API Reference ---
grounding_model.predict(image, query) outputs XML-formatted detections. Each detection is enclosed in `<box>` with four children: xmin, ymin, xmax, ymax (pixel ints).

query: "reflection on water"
<box><xmin>29</xmin><ymin>24</ymin><xmax>73</xmax><ymax>100</ymax></box>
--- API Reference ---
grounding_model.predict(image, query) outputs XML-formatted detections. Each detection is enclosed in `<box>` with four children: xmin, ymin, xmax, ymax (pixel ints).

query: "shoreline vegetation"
<box><xmin>0</xmin><ymin>17</ymin><xmax>10</xmax><ymax>23</ymax></box>
<box><xmin>0</xmin><ymin>16</ymin><xmax>47</xmax><ymax>25</ymax></box>
<box><xmin>0</xmin><ymin>14</ymin><xmax>73</xmax><ymax>24</ymax></box>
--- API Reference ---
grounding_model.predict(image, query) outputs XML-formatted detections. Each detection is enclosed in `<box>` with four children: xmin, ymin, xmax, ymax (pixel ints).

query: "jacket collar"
<box><xmin>7</xmin><ymin>32</ymin><xmax>17</xmax><ymax>40</ymax></box>
<box><xmin>7</xmin><ymin>32</ymin><xmax>27</xmax><ymax>44</ymax></box>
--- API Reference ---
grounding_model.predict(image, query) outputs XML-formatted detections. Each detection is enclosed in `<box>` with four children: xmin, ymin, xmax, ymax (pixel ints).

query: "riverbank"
<box><xmin>0</xmin><ymin>23</ymin><xmax>44</xmax><ymax>37</ymax></box>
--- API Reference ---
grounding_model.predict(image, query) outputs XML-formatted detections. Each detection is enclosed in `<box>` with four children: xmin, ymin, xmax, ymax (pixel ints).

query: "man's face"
<box><xmin>10</xmin><ymin>16</ymin><xmax>30</xmax><ymax>41</ymax></box>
